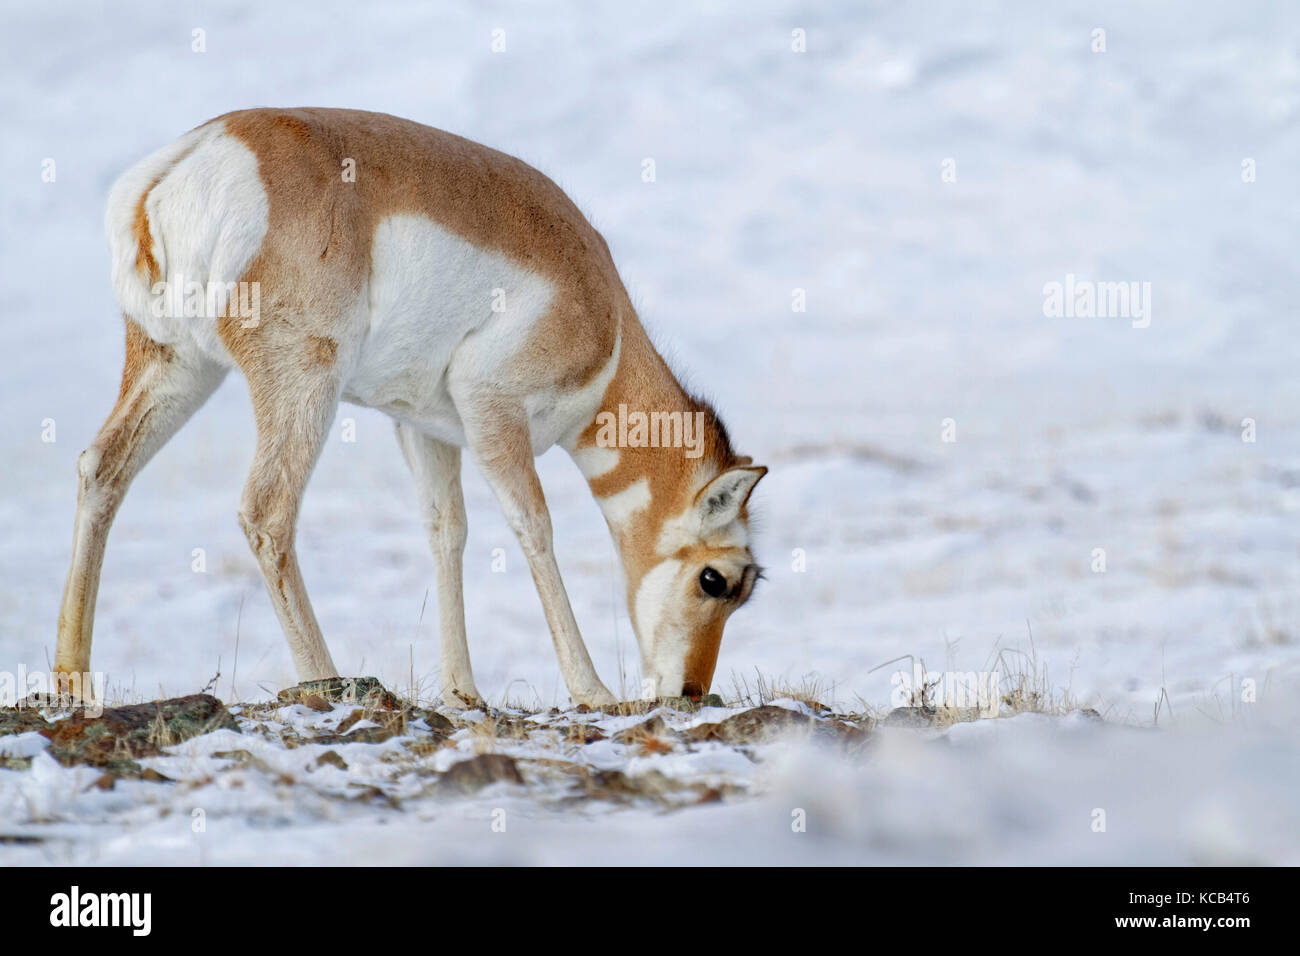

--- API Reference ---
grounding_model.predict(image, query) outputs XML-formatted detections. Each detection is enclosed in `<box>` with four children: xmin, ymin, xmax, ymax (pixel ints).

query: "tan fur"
<box><xmin>130</xmin><ymin>182</ymin><xmax>162</xmax><ymax>286</ymax></box>
<box><xmin>305</xmin><ymin>335</ymin><xmax>339</xmax><ymax>368</ymax></box>
<box><xmin>216</xmin><ymin>108</ymin><xmax>619</xmax><ymax>392</ymax></box>
<box><xmin>682</xmin><ymin>615</ymin><xmax>726</xmax><ymax>697</ymax></box>
<box><xmin>55</xmin><ymin>317</ymin><xmax>226</xmax><ymax>687</ymax></box>
<box><xmin>118</xmin><ymin>318</ymin><xmax>174</xmax><ymax>402</ymax></box>
<box><xmin>574</xmin><ymin>316</ymin><xmax>750</xmax><ymax>630</ymax></box>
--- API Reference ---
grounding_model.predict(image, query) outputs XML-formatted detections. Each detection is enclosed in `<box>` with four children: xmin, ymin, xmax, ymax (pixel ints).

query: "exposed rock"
<box><xmin>315</xmin><ymin>749</ymin><xmax>348</xmax><ymax>770</ymax></box>
<box><xmin>569</xmin><ymin>768</ymin><xmax>647</xmax><ymax>800</ymax></box>
<box><xmin>348</xmin><ymin>783</ymin><xmax>399</xmax><ymax>807</ymax></box>
<box><xmin>421</xmin><ymin>712</ymin><xmax>456</xmax><ymax>735</ymax></box>
<box><xmin>309</xmin><ymin>707</ymin><xmax>405</xmax><ymax>745</ymax></box>
<box><xmin>39</xmin><ymin>694</ymin><xmax>238</xmax><ymax>769</ymax></box>
<box><xmin>597</xmin><ymin>768</ymin><xmax>674</xmax><ymax>798</ymax></box>
<box><xmin>881</xmin><ymin>706</ymin><xmax>939</xmax><ymax>727</ymax></box>
<box><xmin>882</xmin><ymin>706</ymin><xmax>990</xmax><ymax>727</ymax></box>
<box><xmin>614</xmin><ymin>714</ymin><xmax>674</xmax><ymax>744</ymax></box>
<box><xmin>563</xmin><ymin>766</ymin><xmax>722</xmax><ymax>805</ymax></box>
<box><xmin>684</xmin><ymin>705</ymin><xmax>821</xmax><ymax>745</ymax></box>
<box><xmin>564</xmin><ymin>723</ymin><xmax>606</xmax><ymax>744</ymax></box>
<box><xmin>335</xmin><ymin>709</ymin><xmax>366</xmax><ymax>734</ymax></box>
<box><xmin>0</xmin><ymin>835</ymin><xmax>43</xmax><ymax>846</ymax></box>
<box><xmin>828</xmin><ymin>719</ymin><xmax>873</xmax><ymax>749</ymax></box>
<box><xmin>278</xmin><ymin>677</ymin><xmax>401</xmax><ymax>711</ymax></box>
<box><xmin>213</xmin><ymin>749</ymin><xmax>277</xmax><ymax>774</ymax></box>
<box><xmin>0</xmin><ymin>708</ymin><xmax>51</xmax><ymax>738</ymax></box>
<box><xmin>310</xmin><ymin>727</ymin><xmax>396</xmax><ymax>746</ymax></box>
<box><xmin>80</xmin><ymin>759</ymin><xmax>175</xmax><ymax>782</ymax></box>
<box><xmin>403</xmin><ymin>738</ymin><xmax>445</xmax><ymax>758</ymax></box>
<box><xmin>434</xmin><ymin>754</ymin><xmax>524</xmax><ymax>794</ymax></box>
<box><xmin>473</xmin><ymin>714</ymin><xmax>535</xmax><ymax>740</ymax></box>
<box><xmin>609</xmin><ymin>696</ymin><xmax>726</xmax><ymax>716</ymax></box>
<box><xmin>658</xmin><ymin>694</ymin><xmax>726</xmax><ymax>711</ymax></box>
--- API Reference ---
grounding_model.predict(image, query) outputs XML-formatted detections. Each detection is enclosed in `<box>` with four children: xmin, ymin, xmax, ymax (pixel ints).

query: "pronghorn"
<box><xmin>55</xmin><ymin>108</ymin><xmax>766</xmax><ymax>709</ymax></box>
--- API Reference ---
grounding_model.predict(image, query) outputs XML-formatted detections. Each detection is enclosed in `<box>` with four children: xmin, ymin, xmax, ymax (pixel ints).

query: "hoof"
<box><xmin>575</xmin><ymin>688</ymin><xmax>619</xmax><ymax>712</ymax></box>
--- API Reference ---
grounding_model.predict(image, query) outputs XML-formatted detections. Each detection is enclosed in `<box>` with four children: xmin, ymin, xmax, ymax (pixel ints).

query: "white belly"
<box><xmin>342</xmin><ymin>213</ymin><xmax>557</xmax><ymax>447</ymax></box>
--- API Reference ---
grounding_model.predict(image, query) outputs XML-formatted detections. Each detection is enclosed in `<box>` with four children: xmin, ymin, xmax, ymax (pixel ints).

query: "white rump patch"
<box><xmin>106</xmin><ymin>122</ymin><xmax>269</xmax><ymax>364</ymax></box>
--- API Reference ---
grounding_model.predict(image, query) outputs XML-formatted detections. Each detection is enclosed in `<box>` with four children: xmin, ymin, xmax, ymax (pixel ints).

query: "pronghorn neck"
<box><xmin>565</xmin><ymin>309</ymin><xmax>764</xmax><ymax>696</ymax></box>
<box><xmin>567</xmin><ymin>311</ymin><xmax>736</xmax><ymax>569</ymax></box>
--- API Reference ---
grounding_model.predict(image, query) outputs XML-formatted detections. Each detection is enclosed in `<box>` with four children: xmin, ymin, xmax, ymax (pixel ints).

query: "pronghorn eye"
<box><xmin>699</xmin><ymin>567</ymin><xmax>727</xmax><ymax>598</ymax></box>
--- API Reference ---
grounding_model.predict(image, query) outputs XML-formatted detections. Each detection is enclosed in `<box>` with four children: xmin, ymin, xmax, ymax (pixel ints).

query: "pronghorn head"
<box><xmin>628</xmin><ymin>462</ymin><xmax>767</xmax><ymax>700</ymax></box>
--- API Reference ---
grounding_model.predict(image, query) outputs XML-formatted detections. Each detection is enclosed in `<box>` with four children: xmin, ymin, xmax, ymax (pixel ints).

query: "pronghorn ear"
<box><xmin>696</xmin><ymin>466</ymin><xmax>767</xmax><ymax>534</ymax></box>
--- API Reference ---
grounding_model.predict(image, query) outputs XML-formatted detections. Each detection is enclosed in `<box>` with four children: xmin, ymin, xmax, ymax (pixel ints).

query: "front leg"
<box><xmin>455</xmin><ymin>394</ymin><xmax>617</xmax><ymax>710</ymax></box>
<box><xmin>394</xmin><ymin>423</ymin><xmax>483</xmax><ymax>708</ymax></box>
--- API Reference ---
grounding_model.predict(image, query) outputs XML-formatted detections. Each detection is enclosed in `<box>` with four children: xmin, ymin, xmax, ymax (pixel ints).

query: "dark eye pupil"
<box><xmin>700</xmin><ymin>567</ymin><xmax>727</xmax><ymax>597</ymax></box>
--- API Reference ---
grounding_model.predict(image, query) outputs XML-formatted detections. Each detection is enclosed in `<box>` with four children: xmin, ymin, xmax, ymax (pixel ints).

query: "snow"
<box><xmin>2</xmin><ymin>0</ymin><xmax>1298</xmax><ymax>864</ymax></box>
<box><xmin>0</xmin><ymin>732</ymin><xmax>50</xmax><ymax>759</ymax></box>
<box><xmin>3</xmin><ymin>700</ymin><xmax>1297</xmax><ymax>865</ymax></box>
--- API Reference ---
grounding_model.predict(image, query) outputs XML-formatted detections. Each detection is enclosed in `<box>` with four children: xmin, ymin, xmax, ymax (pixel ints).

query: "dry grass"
<box><xmin>989</xmin><ymin>645</ymin><xmax>1082</xmax><ymax>718</ymax></box>
<box><xmin>723</xmin><ymin>670</ymin><xmax>834</xmax><ymax>712</ymax></box>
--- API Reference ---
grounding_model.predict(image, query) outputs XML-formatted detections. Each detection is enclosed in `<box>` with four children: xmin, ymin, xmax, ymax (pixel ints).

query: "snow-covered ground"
<box><xmin>2</xmin><ymin>0</ymin><xmax>1298</xmax><ymax>864</ymax></box>
<box><xmin>3</xmin><ymin>696</ymin><xmax>1297</xmax><ymax>866</ymax></box>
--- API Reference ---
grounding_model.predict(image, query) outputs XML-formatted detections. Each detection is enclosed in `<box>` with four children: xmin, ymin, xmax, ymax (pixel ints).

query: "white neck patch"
<box><xmin>597</xmin><ymin>476</ymin><xmax>651</xmax><ymax>530</ymax></box>
<box><xmin>633</xmin><ymin>557</ymin><xmax>687</xmax><ymax>693</ymax></box>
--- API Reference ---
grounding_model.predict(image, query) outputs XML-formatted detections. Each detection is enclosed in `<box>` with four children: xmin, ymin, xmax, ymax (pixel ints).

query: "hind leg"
<box><xmin>395</xmin><ymin>423</ymin><xmax>481</xmax><ymax>706</ymax></box>
<box><xmin>55</xmin><ymin>319</ymin><xmax>228</xmax><ymax>686</ymax></box>
<box><xmin>234</xmin><ymin>347</ymin><xmax>345</xmax><ymax>682</ymax></box>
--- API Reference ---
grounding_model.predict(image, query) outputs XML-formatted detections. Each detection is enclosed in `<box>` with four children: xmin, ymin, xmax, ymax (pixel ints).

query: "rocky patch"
<box><xmin>32</xmin><ymin>694</ymin><xmax>237</xmax><ymax>777</ymax></box>
<box><xmin>1</xmin><ymin>680</ymin><xmax>883</xmax><ymax>815</ymax></box>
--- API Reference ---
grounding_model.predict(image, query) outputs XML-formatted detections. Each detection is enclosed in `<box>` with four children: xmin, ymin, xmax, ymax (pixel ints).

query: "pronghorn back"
<box><xmin>109</xmin><ymin>108</ymin><xmax>622</xmax><ymax>446</ymax></box>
